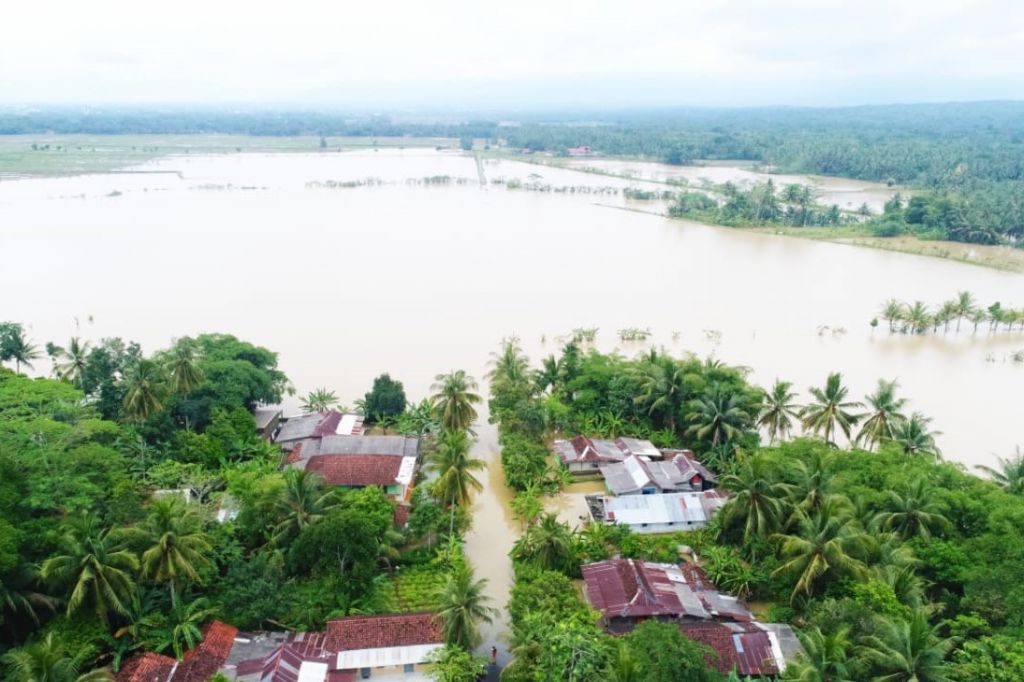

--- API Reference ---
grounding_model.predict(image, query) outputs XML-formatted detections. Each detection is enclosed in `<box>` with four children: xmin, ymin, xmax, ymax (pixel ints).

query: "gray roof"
<box><xmin>601</xmin><ymin>455</ymin><xmax>688</xmax><ymax>494</ymax></box>
<box><xmin>274</xmin><ymin>413</ymin><xmax>326</xmax><ymax>443</ymax></box>
<box><xmin>253</xmin><ymin>408</ymin><xmax>282</xmax><ymax>430</ymax></box>
<box><xmin>598</xmin><ymin>490</ymin><xmax>728</xmax><ymax>527</ymax></box>
<box><xmin>616</xmin><ymin>437</ymin><xmax>661</xmax><ymax>459</ymax></box>
<box><xmin>292</xmin><ymin>435</ymin><xmax>419</xmax><ymax>460</ymax></box>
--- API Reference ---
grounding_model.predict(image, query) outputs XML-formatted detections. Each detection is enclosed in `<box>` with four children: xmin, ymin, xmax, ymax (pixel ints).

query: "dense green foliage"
<box><xmin>488</xmin><ymin>337</ymin><xmax>1024</xmax><ymax>681</ymax></box>
<box><xmin>363</xmin><ymin>373</ymin><xmax>407</xmax><ymax>422</ymax></box>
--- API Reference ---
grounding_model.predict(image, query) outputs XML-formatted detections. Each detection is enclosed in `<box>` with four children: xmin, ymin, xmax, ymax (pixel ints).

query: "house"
<box><xmin>118</xmin><ymin>621</ymin><xmax>239</xmax><ymax>682</ymax></box>
<box><xmin>567</xmin><ymin>145</ymin><xmax>593</xmax><ymax>156</ymax></box>
<box><xmin>286</xmin><ymin>435</ymin><xmax>419</xmax><ymax>462</ymax></box>
<box><xmin>301</xmin><ymin>454</ymin><xmax>417</xmax><ymax>502</ymax></box>
<box><xmin>553</xmin><ymin>436</ymin><xmax>644</xmax><ymax>474</ymax></box>
<box><xmin>586</xmin><ymin>490</ymin><xmax>727</xmax><ymax>533</ymax></box>
<box><xmin>680</xmin><ymin>621</ymin><xmax>795</xmax><ymax>677</ymax></box>
<box><xmin>254</xmin><ymin>408</ymin><xmax>282</xmax><ymax>441</ymax></box>
<box><xmin>274</xmin><ymin>410</ymin><xmax>365</xmax><ymax>450</ymax></box>
<box><xmin>600</xmin><ymin>455</ymin><xmax>690</xmax><ymax>495</ymax></box>
<box><xmin>226</xmin><ymin>613</ymin><xmax>444</xmax><ymax>681</ymax></box>
<box><xmin>580</xmin><ymin>560</ymin><xmax>800</xmax><ymax>675</ymax></box>
<box><xmin>581</xmin><ymin>559</ymin><xmax>753</xmax><ymax>632</ymax></box>
<box><xmin>664</xmin><ymin>449</ymin><xmax>717</xmax><ymax>490</ymax></box>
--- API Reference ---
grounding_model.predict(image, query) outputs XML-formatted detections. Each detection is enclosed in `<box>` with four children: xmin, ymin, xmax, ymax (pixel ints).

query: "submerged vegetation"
<box><xmin>874</xmin><ymin>292</ymin><xmax>1024</xmax><ymax>334</ymax></box>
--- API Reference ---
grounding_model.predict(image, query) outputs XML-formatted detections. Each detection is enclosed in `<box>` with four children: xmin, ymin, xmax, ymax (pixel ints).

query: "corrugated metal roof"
<box><xmin>616</xmin><ymin>437</ymin><xmax>660</xmax><ymax>458</ymax></box>
<box><xmin>335</xmin><ymin>643</ymin><xmax>442</xmax><ymax>669</ymax></box>
<box><xmin>599</xmin><ymin>490</ymin><xmax>726</xmax><ymax>527</ymax></box>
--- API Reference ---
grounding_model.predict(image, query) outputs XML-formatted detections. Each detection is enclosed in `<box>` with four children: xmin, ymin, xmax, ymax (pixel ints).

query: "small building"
<box><xmin>254</xmin><ymin>408</ymin><xmax>282</xmax><ymax>441</ymax></box>
<box><xmin>600</xmin><ymin>455</ymin><xmax>690</xmax><ymax>495</ymax></box>
<box><xmin>664</xmin><ymin>449</ymin><xmax>717</xmax><ymax>490</ymax></box>
<box><xmin>554</xmin><ymin>435</ymin><xmax>648</xmax><ymax>474</ymax></box>
<box><xmin>581</xmin><ymin>559</ymin><xmax>752</xmax><ymax>632</ymax></box>
<box><xmin>274</xmin><ymin>410</ymin><xmax>365</xmax><ymax>450</ymax></box>
<box><xmin>567</xmin><ymin>145</ymin><xmax>593</xmax><ymax>156</ymax></box>
<box><xmin>680</xmin><ymin>621</ymin><xmax>795</xmax><ymax>677</ymax></box>
<box><xmin>587</xmin><ymin>490</ymin><xmax>727</xmax><ymax>533</ymax></box>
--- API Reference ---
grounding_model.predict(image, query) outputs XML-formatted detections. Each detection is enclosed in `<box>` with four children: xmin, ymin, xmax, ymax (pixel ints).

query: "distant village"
<box><xmin>119</xmin><ymin>409</ymin><xmax>801</xmax><ymax>681</ymax></box>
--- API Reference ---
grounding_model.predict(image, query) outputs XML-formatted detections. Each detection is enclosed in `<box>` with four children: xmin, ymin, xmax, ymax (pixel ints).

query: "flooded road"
<box><xmin>2</xmin><ymin>148</ymin><xmax>1023</xmax><ymax>650</ymax></box>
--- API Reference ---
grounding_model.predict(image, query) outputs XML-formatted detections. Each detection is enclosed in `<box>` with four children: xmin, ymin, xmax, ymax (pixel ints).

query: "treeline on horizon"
<box><xmin>3</xmin><ymin>101</ymin><xmax>1023</xmax><ymax>247</ymax></box>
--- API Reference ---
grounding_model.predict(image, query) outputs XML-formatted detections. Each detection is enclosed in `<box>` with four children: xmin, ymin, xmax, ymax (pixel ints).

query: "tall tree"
<box><xmin>720</xmin><ymin>459</ymin><xmax>790</xmax><ymax>542</ymax></box>
<box><xmin>54</xmin><ymin>337</ymin><xmax>91</xmax><ymax>388</ymax></box>
<box><xmin>300</xmin><ymin>388</ymin><xmax>339</xmax><ymax>414</ymax></box>
<box><xmin>861</xmin><ymin>611</ymin><xmax>953</xmax><ymax>682</ymax></box>
<box><xmin>1</xmin><ymin>633</ymin><xmax>112</xmax><ymax>682</ymax></box>
<box><xmin>890</xmin><ymin>413</ymin><xmax>942</xmax><ymax>457</ymax></box>
<box><xmin>166</xmin><ymin>341</ymin><xmax>204</xmax><ymax>395</ymax></box>
<box><xmin>856</xmin><ymin>379</ymin><xmax>908</xmax><ymax>451</ymax></box>
<box><xmin>684</xmin><ymin>386</ymin><xmax>753</xmax><ymax>448</ymax></box>
<box><xmin>873</xmin><ymin>480</ymin><xmax>952</xmax><ymax>541</ymax></box>
<box><xmin>953</xmin><ymin>290</ymin><xmax>976</xmax><ymax>332</ymax></box>
<box><xmin>487</xmin><ymin>337</ymin><xmax>531</xmax><ymax>387</ymax></box>
<box><xmin>134</xmin><ymin>498</ymin><xmax>213</xmax><ymax>607</ymax></box>
<box><xmin>512</xmin><ymin>513</ymin><xmax>575</xmax><ymax>572</ymax></box>
<box><xmin>40</xmin><ymin>514</ymin><xmax>139</xmax><ymax>625</ymax></box>
<box><xmin>271</xmin><ymin>469</ymin><xmax>337</xmax><ymax>547</ymax></box>
<box><xmin>634</xmin><ymin>357</ymin><xmax>688</xmax><ymax>434</ymax></box>
<box><xmin>122</xmin><ymin>359</ymin><xmax>166</xmax><ymax>422</ymax></box>
<box><xmin>429</xmin><ymin>429</ymin><xmax>485</xmax><ymax>508</ymax></box>
<box><xmin>430</xmin><ymin>370</ymin><xmax>481</xmax><ymax>432</ymax></box>
<box><xmin>773</xmin><ymin>498</ymin><xmax>868</xmax><ymax>602</ymax></box>
<box><xmin>757</xmin><ymin>379</ymin><xmax>801</xmax><ymax>444</ymax></box>
<box><xmin>435</xmin><ymin>564</ymin><xmax>497</xmax><ymax>650</ymax></box>
<box><xmin>880</xmin><ymin>300</ymin><xmax>905</xmax><ymax>333</ymax></box>
<box><xmin>0</xmin><ymin>323</ymin><xmax>41</xmax><ymax>374</ymax></box>
<box><xmin>975</xmin><ymin>447</ymin><xmax>1024</xmax><ymax>494</ymax></box>
<box><xmin>800</xmin><ymin>373</ymin><xmax>863</xmax><ymax>446</ymax></box>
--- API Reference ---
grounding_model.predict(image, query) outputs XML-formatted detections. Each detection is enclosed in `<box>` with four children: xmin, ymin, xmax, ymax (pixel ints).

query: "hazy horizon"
<box><xmin>3</xmin><ymin>1</ymin><xmax>1023</xmax><ymax>108</ymax></box>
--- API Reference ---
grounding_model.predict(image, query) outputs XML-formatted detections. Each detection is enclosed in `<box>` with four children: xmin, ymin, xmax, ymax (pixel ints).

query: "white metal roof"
<box><xmin>602</xmin><ymin>491</ymin><xmax>726</xmax><ymax>526</ymax></box>
<box><xmin>395</xmin><ymin>456</ymin><xmax>417</xmax><ymax>485</ymax></box>
<box><xmin>298</xmin><ymin>661</ymin><xmax>328</xmax><ymax>682</ymax></box>
<box><xmin>335</xmin><ymin>643</ymin><xmax>442</xmax><ymax>669</ymax></box>
<box><xmin>337</xmin><ymin>414</ymin><xmax>360</xmax><ymax>435</ymax></box>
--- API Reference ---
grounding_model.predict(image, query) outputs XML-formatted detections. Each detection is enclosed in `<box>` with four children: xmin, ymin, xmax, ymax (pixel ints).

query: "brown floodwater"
<box><xmin>2</xmin><ymin>149</ymin><xmax>1022</xmax><ymax>657</ymax></box>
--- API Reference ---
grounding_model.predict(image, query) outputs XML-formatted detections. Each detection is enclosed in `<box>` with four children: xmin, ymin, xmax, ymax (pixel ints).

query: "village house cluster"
<box><xmin>554</xmin><ymin>435</ymin><xmax>725</xmax><ymax>534</ymax></box>
<box><xmin>118</xmin><ymin>409</ymin><xmax>440</xmax><ymax>681</ymax></box>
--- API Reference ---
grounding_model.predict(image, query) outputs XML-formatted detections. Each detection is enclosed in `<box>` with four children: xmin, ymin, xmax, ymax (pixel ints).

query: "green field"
<box><xmin>0</xmin><ymin>134</ymin><xmax>456</xmax><ymax>176</ymax></box>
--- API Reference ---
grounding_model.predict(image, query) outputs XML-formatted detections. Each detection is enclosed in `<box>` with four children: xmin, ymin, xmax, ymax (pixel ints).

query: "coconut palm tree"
<box><xmin>880</xmin><ymin>299</ymin><xmax>905</xmax><ymax>333</ymax></box>
<box><xmin>270</xmin><ymin>469</ymin><xmax>337</xmax><ymax>546</ymax></box>
<box><xmin>430</xmin><ymin>370</ymin><xmax>481</xmax><ymax>432</ymax></box>
<box><xmin>772</xmin><ymin>498</ymin><xmax>868</xmax><ymax>602</ymax></box>
<box><xmin>429</xmin><ymin>429</ymin><xmax>485</xmax><ymax>508</ymax></box>
<box><xmin>535</xmin><ymin>355</ymin><xmax>561</xmax><ymax>394</ymax></box>
<box><xmin>786</xmin><ymin>625</ymin><xmax>858</xmax><ymax>682</ymax></box>
<box><xmin>54</xmin><ymin>337</ymin><xmax>91</xmax><ymax>388</ymax></box>
<box><xmin>122</xmin><ymin>359</ymin><xmax>166</xmax><ymax>422</ymax></box>
<box><xmin>684</xmin><ymin>386</ymin><xmax>753</xmax><ymax>448</ymax></box>
<box><xmin>968</xmin><ymin>308</ymin><xmax>988</xmax><ymax>333</ymax></box>
<box><xmin>435</xmin><ymin>564</ymin><xmax>497</xmax><ymax>650</ymax></box>
<box><xmin>975</xmin><ymin>447</ymin><xmax>1024</xmax><ymax>494</ymax></box>
<box><xmin>40</xmin><ymin>514</ymin><xmax>139</xmax><ymax>625</ymax></box>
<box><xmin>861</xmin><ymin>611</ymin><xmax>953</xmax><ymax>682</ymax></box>
<box><xmin>634</xmin><ymin>356</ymin><xmax>688</xmax><ymax>434</ymax></box>
<box><xmin>788</xmin><ymin>451</ymin><xmax>837</xmax><ymax>515</ymax></box>
<box><xmin>757</xmin><ymin>380</ymin><xmax>801</xmax><ymax>445</ymax></box>
<box><xmin>1</xmin><ymin>325</ymin><xmax>41</xmax><ymax>374</ymax></box>
<box><xmin>133</xmin><ymin>498</ymin><xmax>213</xmax><ymax>607</ymax></box>
<box><xmin>1</xmin><ymin>633</ymin><xmax>112</xmax><ymax>682</ymax></box>
<box><xmin>873</xmin><ymin>480</ymin><xmax>952</xmax><ymax>541</ymax></box>
<box><xmin>166</xmin><ymin>342</ymin><xmax>204</xmax><ymax>395</ymax></box>
<box><xmin>512</xmin><ymin>513</ymin><xmax>575</xmax><ymax>572</ymax></box>
<box><xmin>953</xmin><ymin>290</ymin><xmax>976</xmax><ymax>332</ymax></box>
<box><xmin>890</xmin><ymin>413</ymin><xmax>942</xmax><ymax>457</ymax></box>
<box><xmin>487</xmin><ymin>337</ymin><xmax>530</xmax><ymax>387</ymax></box>
<box><xmin>719</xmin><ymin>460</ymin><xmax>790</xmax><ymax>543</ymax></box>
<box><xmin>300</xmin><ymin>388</ymin><xmax>339</xmax><ymax>413</ymax></box>
<box><xmin>0</xmin><ymin>562</ymin><xmax>57</xmax><ymax>629</ymax></box>
<box><xmin>936</xmin><ymin>300</ymin><xmax>958</xmax><ymax>333</ymax></box>
<box><xmin>905</xmin><ymin>301</ymin><xmax>932</xmax><ymax>334</ymax></box>
<box><xmin>154</xmin><ymin>596</ymin><xmax>218</xmax><ymax>660</ymax></box>
<box><xmin>800</xmin><ymin>373</ymin><xmax>863</xmax><ymax>446</ymax></box>
<box><xmin>856</xmin><ymin>379</ymin><xmax>908</xmax><ymax>451</ymax></box>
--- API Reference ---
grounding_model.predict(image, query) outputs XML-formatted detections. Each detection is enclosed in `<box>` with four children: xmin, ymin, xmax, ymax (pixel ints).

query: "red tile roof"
<box><xmin>117</xmin><ymin>652</ymin><xmax>177</xmax><ymax>682</ymax></box>
<box><xmin>304</xmin><ymin>455</ymin><xmax>403</xmax><ymax>487</ymax></box>
<box><xmin>680</xmin><ymin>622</ymin><xmax>781</xmax><ymax>676</ymax></box>
<box><xmin>325</xmin><ymin>613</ymin><xmax>443</xmax><ymax>651</ymax></box>
<box><xmin>285</xmin><ymin>441</ymin><xmax>304</xmax><ymax>464</ymax></box>
<box><xmin>172</xmin><ymin>620</ymin><xmax>238</xmax><ymax>682</ymax></box>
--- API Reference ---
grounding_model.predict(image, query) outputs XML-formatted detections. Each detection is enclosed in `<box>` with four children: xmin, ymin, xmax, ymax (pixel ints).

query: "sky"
<box><xmin>2</xmin><ymin>0</ymin><xmax>1023</xmax><ymax>109</ymax></box>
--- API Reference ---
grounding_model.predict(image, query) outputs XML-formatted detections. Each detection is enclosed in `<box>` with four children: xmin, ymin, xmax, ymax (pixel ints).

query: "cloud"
<box><xmin>0</xmin><ymin>0</ymin><xmax>1022</xmax><ymax>106</ymax></box>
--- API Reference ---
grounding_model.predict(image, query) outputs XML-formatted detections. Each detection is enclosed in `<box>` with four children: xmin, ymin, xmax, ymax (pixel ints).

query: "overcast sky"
<box><xmin>2</xmin><ymin>0</ymin><xmax>1023</xmax><ymax>108</ymax></box>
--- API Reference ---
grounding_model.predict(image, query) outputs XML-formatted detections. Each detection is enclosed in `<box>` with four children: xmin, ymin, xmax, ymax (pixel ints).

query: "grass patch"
<box><xmin>370</xmin><ymin>565</ymin><xmax>445</xmax><ymax>613</ymax></box>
